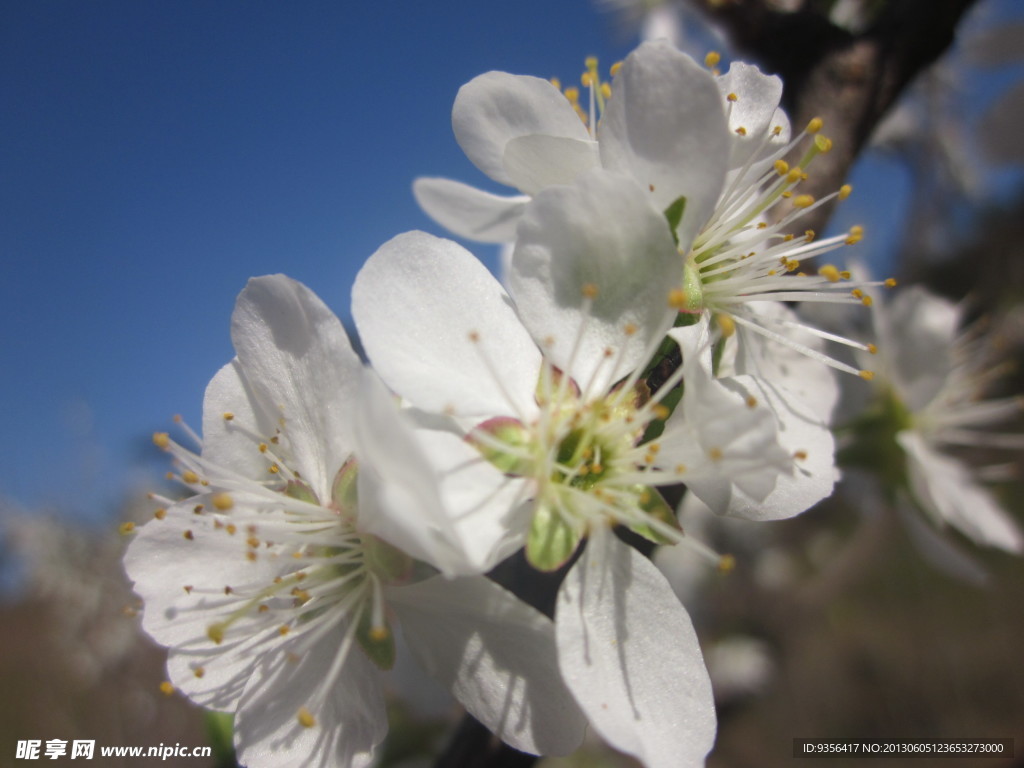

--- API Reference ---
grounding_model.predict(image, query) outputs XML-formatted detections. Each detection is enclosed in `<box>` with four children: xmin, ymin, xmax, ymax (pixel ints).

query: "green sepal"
<box><xmin>526</xmin><ymin>500</ymin><xmax>582</xmax><ymax>571</ymax></box>
<box><xmin>356</xmin><ymin>606</ymin><xmax>396</xmax><ymax>671</ymax></box>
<box><xmin>284</xmin><ymin>479</ymin><xmax>319</xmax><ymax>505</ymax></box>
<box><xmin>663</xmin><ymin>195</ymin><xmax>687</xmax><ymax>246</ymax></box>
<box><xmin>203</xmin><ymin>711</ymin><xmax>237</xmax><ymax>768</ymax></box>
<box><xmin>626</xmin><ymin>486</ymin><xmax>681</xmax><ymax>545</ymax></box>
<box><xmin>362</xmin><ymin>534</ymin><xmax>415</xmax><ymax>585</ymax></box>
<box><xmin>468</xmin><ymin>417</ymin><xmax>533</xmax><ymax>475</ymax></box>
<box><xmin>331</xmin><ymin>458</ymin><xmax>359</xmax><ymax>514</ymax></box>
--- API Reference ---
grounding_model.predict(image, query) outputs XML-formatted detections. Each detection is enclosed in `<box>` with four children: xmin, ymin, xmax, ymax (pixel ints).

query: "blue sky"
<box><xmin>1</xmin><ymin>0</ymin><xmax>1019</xmax><ymax>523</ymax></box>
<box><xmin>0</xmin><ymin>0</ymin><xmax>653</xmax><ymax>521</ymax></box>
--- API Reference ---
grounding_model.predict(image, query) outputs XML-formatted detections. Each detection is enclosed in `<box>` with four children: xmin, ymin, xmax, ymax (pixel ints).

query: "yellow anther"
<box><xmin>786</xmin><ymin>167</ymin><xmax>803</xmax><ymax>183</ymax></box>
<box><xmin>212</xmin><ymin>493</ymin><xmax>234</xmax><ymax>511</ymax></box>
<box><xmin>225</xmin><ymin>523</ymin><xmax>237</xmax><ymax>535</ymax></box>
<box><xmin>772</xmin><ymin>125</ymin><xmax>783</xmax><ymax>135</ymax></box>
<box><xmin>675</xmin><ymin>464</ymin><xmax>687</xmax><ymax>474</ymax></box>
<box><xmin>292</xmin><ymin>588</ymin><xmax>311</xmax><ymax>604</ymax></box>
<box><xmin>119</xmin><ymin>521</ymin><xmax>135</xmax><ymax>535</ymax></box>
<box><xmin>652</xmin><ymin>404</ymin><xmax>670</xmax><ymax>420</ymax></box>
<box><xmin>861</xmin><ymin>295</ymin><xmax>873</xmax><ymax>307</ymax></box>
<box><xmin>851</xmin><ymin>289</ymin><xmax>864</xmax><ymax>299</ymax></box>
<box><xmin>781</xmin><ymin>191</ymin><xmax>793</xmax><ymax>199</ymax></box>
<box><xmin>182</xmin><ymin>470</ymin><xmax>200</xmax><ymax>484</ymax></box>
<box><xmin>581</xmin><ymin>282</ymin><xmax>599</xmax><ymax>299</ymax></box>
<box><xmin>258</xmin><ymin>604</ymin><xmax>269</xmax><ymax>613</ymax></box>
<box><xmin>183</xmin><ymin>529</ymin><xmax>194</xmax><ymax>541</ymax></box>
<box><xmin>268</xmin><ymin>464</ymin><xmax>280</xmax><ymax>474</ymax></box>
<box><xmin>849</xmin><ymin>225</ymin><xmax>864</xmax><ymax>237</ymax></box>
<box><xmin>152</xmin><ymin>432</ymin><xmax>170</xmax><ymax>449</ymax></box>
<box><xmin>610</xmin><ymin>61</ymin><xmax>623</xmax><ymax>76</ymax></box>
<box><xmin>885</xmin><ymin>277</ymin><xmax>898</xmax><ymax>288</ymax></box>
<box><xmin>154</xmin><ymin>508</ymin><xmax>166</xmax><ymax>520</ymax></box>
<box><xmin>668</xmin><ymin>288</ymin><xmax>688</xmax><ymax>309</ymax></box>
<box><xmin>193</xmin><ymin>667</ymin><xmax>205</xmax><ymax>679</ymax></box>
<box><xmin>716</xmin><ymin>313</ymin><xmax>736</xmax><ymax>338</ymax></box>
<box><xmin>757</xmin><ymin>222</ymin><xmax>768</xmax><ymax>229</ymax></box>
<box><xmin>718</xmin><ymin>554</ymin><xmax>736</xmax><ymax>573</ymax></box>
<box><xmin>222</xmin><ymin>412</ymin><xmax>234</xmax><ymax>421</ymax></box>
<box><xmin>746</xmin><ymin>396</ymin><xmax>758</xmax><ymax>408</ymax></box>
<box><xmin>867</xmin><ymin>343</ymin><xmax>878</xmax><ymax>354</ymax></box>
<box><xmin>709</xmin><ymin>447</ymin><xmax>723</xmax><ymax>461</ymax></box>
<box><xmin>774</xmin><ymin>159</ymin><xmax>790</xmax><ymax>176</ymax></box>
<box><xmin>727</xmin><ymin>92</ymin><xmax>738</xmax><ymax>102</ymax></box>
<box><xmin>806</xmin><ymin>117</ymin><xmax>823</xmax><ymax>134</ymax></box>
<box><xmin>794</xmin><ymin>450</ymin><xmax>808</xmax><ymax>460</ymax></box>
<box><xmin>369</xmin><ymin>625</ymin><xmax>389</xmax><ymax>642</ymax></box>
<box><xmin>783</xmin><ymin>233</ymin><xmax>795</xmax><ymax>241</ymax></box>
<box><xmin>585</xmin><ymin>55</ymin><xmax>598</xmax><ymax>70</ymax></box>
<box><xmin>297</xmin><ymin>708</ymin><xmax>316</xmax><ymax>728</ymax></box>
<box><xmin>814</xmin><ymin>135</ymin><xmax>833</xmax><ymax>152</ymax></box>
<box><xmin>600</xmin><ymin>82</ymin><xmax>612</xmax><ymax>99</ymax></box>
<box><xmin>818</xmin><ymin>264</ymin><xmax>841</xmax><ymax>282</ymax></box>
<box><xmin>193</xmin><ymin>504</ymin><xmax>204</xmax><ymax>514</ymax></box>
<box><xmin>624</xmin><ymin>322</ymin><xmax>638</xmax><ymax>336</ymax></box>
<box><xmin>793</xmin><ymin>194</ymin><xmax>815</xmax><ymax>209</ymax></box>
<box><xmin>564</xmin><ymin>86</ymin><xmax>580</xmax><ymax>102</ymax></box>
<box><xmin>207</xmin><ymin>623</ymin><xmax>225</xmax><ymax>644</ymax></box>
<box><xmin>838</xmin><ymin>184</ymin><xmax>853</xmax><ymax>200</ymax></box>
<box><xmin>468</xmin><ymin>330</ymin><xmax>480</xmax><ymax>342</ymax></box>
<box><xmin>159</xmin><ymin>681</ymin><xmax>175</xmax><ymax>696</ymax></box>
<box><xmin>840</xmin><ymin>271</ymin><xmax>851</xmax><ymax>279</ymax></box>
<box><xmin>247</xmin><ymin>536</ymin><xmax>260</xmax><ymax>549</ymax></box>
<box><xmin>858</xmin><ymin>370</ymin><xmax>875</xmax><ymax>381</ymax></box>
<box><xmin>549</xmin><ymin>77</ymin><xmax>562</xmax><ymax>90</ymax></box>
<box><xmin>805</xmin><ymin>230</ymin><xmax>816</xmax><ymax>242</ymax></box>
<box><xmin>581</xmin><ymin>71</ymin><xmax>593</xmax><ymax>87</ymax></box>
<box><xmin>704</xmin><ymin>51</ymin><xmax>721</xmax><ymax>68</ymax></box>
<box><xmin>735</xmin><ymin>126</ymin><xmax>747</xmax><ymax>136</ymax></box>
<box><xmin>845</xmin><ymin>232</ymin><xmax>863</xmax><ymax>245</ymax></box>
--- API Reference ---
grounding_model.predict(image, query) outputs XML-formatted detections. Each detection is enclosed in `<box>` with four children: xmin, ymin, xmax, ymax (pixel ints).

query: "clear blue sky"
<box><xmin>1</xmin><ymin>0</ymin><xmax>1018</xmax><ymax>523</ymax></box>
<box><xmin>0</xmin><ymin>0</ymin><xmax>654</xmax><ymax>522</ymax></box>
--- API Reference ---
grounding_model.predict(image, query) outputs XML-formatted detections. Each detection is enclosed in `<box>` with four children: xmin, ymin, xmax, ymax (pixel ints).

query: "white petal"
<box><xmin>727</xmin><ymin>303</ymin><xmax>841</xmax><ymax>520</ymax></box>
<box><xmin>656</xmin><ymin>323</ymin><xmax>793</xmax><ymax>516</ymax></box>
<box><xmin>502</xmin><ymin>134</ymin><xmax>600</xmax><ymax>194</ymax></box>
<box><xmin>201</xmin><ymin>360</ymin><xmax>275</xmax><ymax>480</ymax></box>
<box><xmin>897</xmin><ymin>497</ymin><xmax>990</xmax><ymax>586</ymax></box>
<box><xmin>124</xmin><ymin>495</ymin><xmax>286</xmax><ymax>651</ymax></box>
<box><xmin>352</xmin><ymin>231</ymin><xmax>542</xmax><ymax>420</ymax></box>
<box><xmin>234</xmin><ymin>626</ymin><xmax>386</xmax><ymax>768</ymax></box>
<box><xmin>598</xmin><ymin>41</ymin><xmax>729</xmax><ymax>249</ymax></box>
<box><xmin>716</xmin><ymin>62</ymin><xmax>791</xmax><ymax>172</ymax></box>
<box><xmin>898</xmin><ymin>430</ymin><xmax>1023</xmax><ymax>553</ymax></box>
<box><xmin>453</xmin><ymin>71</ymin><xmax>593</xmax><ymax>187</ymax></box>
<box><xmin>879</xmin><ymin>287</ymin><xmax>960</xmax><ymax>412</ymax></box>
<box><xmin>389</xmin><ymin>576</ymin><xmax>587</xmax><ymax>756</ymax></box>
<box><xmin>413</xmin><ymin>177</ymin><xmax>529</xmax><ymax>243</ymax></box>
<box><xmin>354</xmin><ymin>369</ymin><xmax>529</xmax><ymax>576</ymax></box>
<box><xmin>231</xmin><ymin>275</ymin><xmax>361</xmax><ymax>500</ymax></box>
<box><xmin>556</xmin><ymin>529</ymin><xmax>716</xmax><ymax>768</ymax></box>
<box><xmin>509</xmin><ymin>168</ymin><xmax>680</xmax><ymax>397</ymax></box>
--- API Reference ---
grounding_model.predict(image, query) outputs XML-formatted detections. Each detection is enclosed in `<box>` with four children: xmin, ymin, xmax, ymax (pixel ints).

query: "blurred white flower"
<box><xmin>845</xmin><ymin>285</ymin><xmax>1023</xmax><ymax>554</ymax></box>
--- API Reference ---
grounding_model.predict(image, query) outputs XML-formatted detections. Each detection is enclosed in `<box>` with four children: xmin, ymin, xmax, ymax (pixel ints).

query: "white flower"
<box><xmin>416</xmin><ymin>41</ymin><xmax>886</xmax><ymax>379</ymax></box>
<box><xmin>352</xmin><ymin>222</ymin><xmax>805</xmax><ymax>767</ymax></box>
<box><xmin>124</xmin><ymin>275</ymin><xmax>585</xmax><ymax>768</ymax></box>
<box><xmin>847</xmin><ymin>285</ymin><xmax>1023</xmax><ymax>553</ymax></box>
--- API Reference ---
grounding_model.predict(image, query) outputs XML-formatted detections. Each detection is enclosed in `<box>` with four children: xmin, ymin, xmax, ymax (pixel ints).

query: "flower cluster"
<box><xmin>123</xmin><ymin>40</ymin><xmax>1020</xmax><ymax>768</ymax></box>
